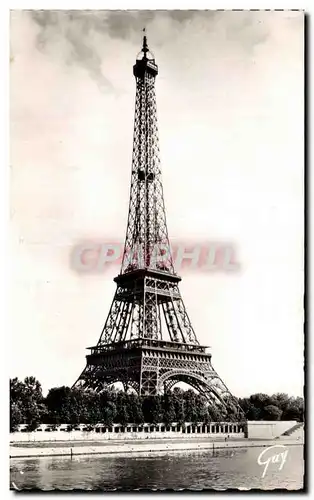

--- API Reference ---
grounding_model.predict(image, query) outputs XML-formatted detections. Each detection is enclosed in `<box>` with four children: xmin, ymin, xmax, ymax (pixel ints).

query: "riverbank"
<box><xmin>10</xmin><ymin>436</ymin><xmax>303</xmax><ymax>459</ymax></box>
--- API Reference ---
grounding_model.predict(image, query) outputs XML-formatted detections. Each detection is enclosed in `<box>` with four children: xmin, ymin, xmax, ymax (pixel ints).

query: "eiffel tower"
<box><xmin>74</xmin><ymin>35</ymin><xmax>242</xmax><ymax>417</ymax></box>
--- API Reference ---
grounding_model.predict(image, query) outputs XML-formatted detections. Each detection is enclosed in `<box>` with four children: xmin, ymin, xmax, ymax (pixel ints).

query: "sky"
<box><xmin>10</xmin><ymin>10</ymin><xmax>304</xmax><ymax>397</ymax></box>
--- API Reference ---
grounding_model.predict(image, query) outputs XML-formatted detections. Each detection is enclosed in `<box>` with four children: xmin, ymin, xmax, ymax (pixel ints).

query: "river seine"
<box><xmin>10</xmin><ymin>445</ymin><xmax>304</xmax><ymax>491</ymax></box>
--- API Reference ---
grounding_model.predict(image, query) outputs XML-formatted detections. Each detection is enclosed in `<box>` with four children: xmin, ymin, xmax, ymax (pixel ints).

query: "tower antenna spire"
<box><xmin>142</xmin><ymin>27</ymin><xmax>148</xmax><ymax>57</ymax></box>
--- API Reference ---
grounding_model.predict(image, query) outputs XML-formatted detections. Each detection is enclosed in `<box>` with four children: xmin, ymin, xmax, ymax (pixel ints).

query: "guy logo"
<box><xmin>257</xmin><ymin>445</ymin><xmax>289</xmax><ymax>478</ymax></box>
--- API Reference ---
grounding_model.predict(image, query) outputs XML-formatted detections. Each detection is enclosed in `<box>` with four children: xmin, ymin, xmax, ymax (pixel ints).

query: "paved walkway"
<box><xmin>10</xmin><ymin>436</ymin><xmax>303</xmax><ymax>459</ymax></box>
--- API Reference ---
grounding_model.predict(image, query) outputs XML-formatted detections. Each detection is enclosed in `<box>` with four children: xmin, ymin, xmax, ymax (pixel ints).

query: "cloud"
<box><xmin>29</xmin><ymin>10</ymin><xmax>114</xmax><ymax>91</ymax></box>
<box><xmin>27</xmin><ymin>10</ymin><xmax>272</xmax><ymax>91</ymax></box>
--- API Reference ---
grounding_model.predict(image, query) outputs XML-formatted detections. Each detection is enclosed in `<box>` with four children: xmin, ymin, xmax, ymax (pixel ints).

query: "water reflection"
<box><xmin>10</xmin><ymin>446</ymin><xmax>304</xmax><ymax>491</ymax></box>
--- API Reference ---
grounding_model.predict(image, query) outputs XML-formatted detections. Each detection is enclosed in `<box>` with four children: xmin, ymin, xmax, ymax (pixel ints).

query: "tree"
<box><xmin>10</xmin><ymin>378</ymin><xmax>27</xmax><ymax>429</ymax></box>
<box><xmin>10</xmin><ymin>402</ymin><xmax>23</xmax><ymax>432</ymax></box>
<box><xmin>24</xmin><ymin>401</ymin><xmax>47</xmax><ymax>431</ymax></box>
<box><xmin>152</xmin><ymin>395</ymin><xmax>164</xmax><ymax>424</ymax></box>
<box><xmin>142</xmin><ymin>395</ymin><xmax>163</xmax><ymax>424</ymax></box>
<box><xmin>183</xmin><ymin>390</ymin><xmax>199</xmax><ymax>423</ymax></box>
<box><xmin>222</xmin><ymin>396</ymin><xmax>240</xmax><ymax>422</ymax></box>
<box><xmin>263</xmin><ymin>404</ymin><xmax>283</xmax><ymax>421</ymax></box>
<box><xmin>24</xmin><ymin>376</ymin><xmax>44</xmax><ymax>402</ymax></box>
<box><xmin>46</xmin><ymin>386</ymin><xmax>74</xmax><ymax>424</ymax></box>
<box><xmin>70</xmin><ymin>388</ymin><xmax>88</xmax><ymax>424</ymax></box>
<box><xmin>171</xmin><ymin>388</ymin><xmax>186</xmax><ymax>424</ymax></box>
<box><xmin>282</xmin><ymin>396</ymin><xmax>304</xmax><ymax>422</ymax></box>
<box><xmin>10</xmin><ymin>375</ymin><xmax>305</xmax><ymax>428</ymax></box>
<box><xmin>10</xmin><ymin>377</ymin><xmax>47</xmax><ymax>431</ymax></box>
<box><xmin>163</xmin><ymin>394</ymin><xmax>176</xmax><ymax>424</ymax></box>
<box><xmin>10</xmin><ymin>378</ymin><xmax>26</xmax><ymax>404</ymax></box>
<box><xmin>238</xmin><ymin>397</ymin><xmax>262</xmax><ymax>420</ymax></box>
<box><xmin>207</xmin><ymin>404</ymin><xmax>225</xmax><ymax>422</ymax></box>
<box><xmin>194</xmin><ymin>394</ymin><xmax>208</xmax><ymax>422</ymax></box>
<box><xmin>80</xmin><ymin>390</ymin><xmax>101</xmax><ymax>424</ymax></box>
<box><xmin>99</xmin><ymin>390</ymin><xmax>117</xmax><ymax>425</ymax></box>
<box><xmin>116</xmin><ymin>392</ymin><xmax>129</xmax><ymax>425</ymax></box>
<box><xmin>126</xmin><ymin>393</ymin><xmax>144</xmax><ymax>424</ymax></box>
<box><xmin>249</xmin><ymin>393</ymin><xmax>271</xmax><ymax>410</ymax></box>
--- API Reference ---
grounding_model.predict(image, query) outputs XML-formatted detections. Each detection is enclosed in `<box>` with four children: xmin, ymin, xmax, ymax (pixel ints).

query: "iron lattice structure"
<box><xmin>74</xmin><ymin>36</ymin><xmax>243</xmax><ymax>417</ymax></box>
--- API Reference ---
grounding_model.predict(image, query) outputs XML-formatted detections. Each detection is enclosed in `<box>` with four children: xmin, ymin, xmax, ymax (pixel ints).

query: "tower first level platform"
<box><xmin>80</xmin><ymin>337</ymin><xmax>223</xmax><ymax>402</ymax></box>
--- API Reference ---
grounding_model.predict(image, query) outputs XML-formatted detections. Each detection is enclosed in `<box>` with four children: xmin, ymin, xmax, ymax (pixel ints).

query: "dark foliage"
<box><xmin>238</xmin><ymin>393</ymin><xmax>304</xmax><ymax>423</ymax></box>
<box><xmin>10</xmin><ymin>378</ymin><xmax>304</xmax><ymax>430</ymax></box>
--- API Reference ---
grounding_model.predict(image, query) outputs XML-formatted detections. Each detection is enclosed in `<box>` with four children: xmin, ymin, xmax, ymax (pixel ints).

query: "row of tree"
<box><xmin>238</xmin><ymin>393</ymin><xmax>304</xmax><ymax>423</ymax></box>
<box><xmin>10</xmin><ymin>377</ymin><xmax>304</xmax><ymax>432</ymax></box>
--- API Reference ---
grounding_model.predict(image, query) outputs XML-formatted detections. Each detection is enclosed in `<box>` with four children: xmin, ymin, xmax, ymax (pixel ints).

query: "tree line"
<box><xmin>10</xmin><ymin>377</ymin><xmax>304</xmax><ymax>432</ymax></box>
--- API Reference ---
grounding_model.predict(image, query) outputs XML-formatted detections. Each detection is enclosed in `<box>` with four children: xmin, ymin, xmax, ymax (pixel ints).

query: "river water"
<box><xmin>10</xmin><ymin>445</ymin><xmax>304</xmax><ymax>491</ymax></box>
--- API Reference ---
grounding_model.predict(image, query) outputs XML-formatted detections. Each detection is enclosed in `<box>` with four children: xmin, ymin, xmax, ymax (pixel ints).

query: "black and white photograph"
<box><xmin>9</xmin><ymin>9</ymin><xmax>305</xmax><ymax>491</ymax></box>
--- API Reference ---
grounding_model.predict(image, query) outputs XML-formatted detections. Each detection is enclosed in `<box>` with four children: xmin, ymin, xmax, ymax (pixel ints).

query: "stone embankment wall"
<box><xmin>10</xmin><ymin>422</ymin><xmax>245</xmax><ymax>442</ymax></box>
<box><xmin>10</xmin><ymin>421</ymin><xmax>300</xmax><ymax>442</ymax></box>
<box><xmin>247</xmin><ymin>421</ymin><xmax>297</xmax><ymax>439</ymax></box>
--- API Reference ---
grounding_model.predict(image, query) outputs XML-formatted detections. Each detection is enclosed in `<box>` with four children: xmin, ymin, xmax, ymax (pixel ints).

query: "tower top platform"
<box><xmin>133</xmin><ymin>35</ymin><xmax>158</xmax><ymax>78</ymax></box>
